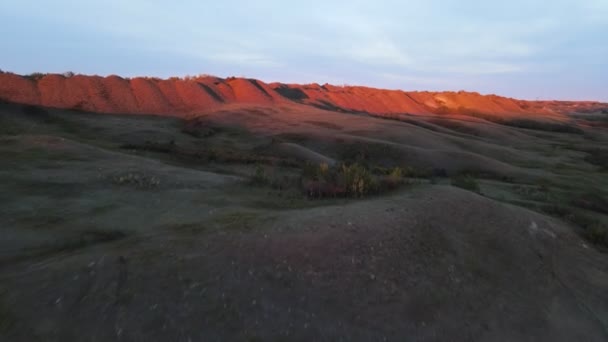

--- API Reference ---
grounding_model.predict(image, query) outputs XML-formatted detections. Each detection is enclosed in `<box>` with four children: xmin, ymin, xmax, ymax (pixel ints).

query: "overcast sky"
<box><xmin>1</xmin><ymin>0</ymin><xmax>606</xmax><ymax>101</ymax></box>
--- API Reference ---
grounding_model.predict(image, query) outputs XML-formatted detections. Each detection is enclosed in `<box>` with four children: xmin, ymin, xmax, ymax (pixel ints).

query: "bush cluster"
<box><xmin>300</xmin><ymin>162</ymin><xmax>406</xmax><ymax>198</ymax></box>
<box><xmin>24</xmin><ymin>72</ymin><xmax>46</xmax><ymax>80</ymax></box>
<box><xmin>451</xmin><ymin>174</ymin><xmax>480</xmax><ymax>193</ymax></box>
<box><xmin>541</xmin><ymin>204</ymin><xmax>607</xmax><ymax>249</ymax></box>
<box><xmin>111</xmin><ymin>172</ymin><xmax>160</xmax><ymax>189</ymax></box>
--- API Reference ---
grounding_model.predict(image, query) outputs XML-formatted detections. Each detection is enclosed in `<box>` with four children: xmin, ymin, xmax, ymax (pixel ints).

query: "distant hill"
<box><xmin>0</xmin><ymin>72</ymin><xmax>606</xmax><ymax>120</ymax></box>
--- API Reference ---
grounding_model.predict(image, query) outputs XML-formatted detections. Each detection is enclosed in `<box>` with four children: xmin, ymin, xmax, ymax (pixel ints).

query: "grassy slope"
<box><xmin>1</xmin><ymin>102</ymin><xmax>607</xmax><ymax>341</ymax></box>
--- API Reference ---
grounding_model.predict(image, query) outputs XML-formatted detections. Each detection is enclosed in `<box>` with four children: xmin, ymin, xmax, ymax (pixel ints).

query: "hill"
<box><xmin>1</xmin><ymin>72</ymin><xmax>606</xmax><ymax>122</ymax></box>
<box><xmin>1</xmin><ymin>72</ymin><xmax>607</xmax><ymax>341</ymax></box>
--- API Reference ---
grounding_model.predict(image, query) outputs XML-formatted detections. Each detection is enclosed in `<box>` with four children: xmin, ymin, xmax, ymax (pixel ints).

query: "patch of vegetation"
<box><xmin>300</xmin><ymin>162</ymin><xmax>407</xmax><ymax>198</ymax></box>
<box><xmin>540</xmin><ymin>204</ymin><xmax>607</xmax><ymax>249</ymax></box>
<box><xmin>338</xmin><ymin>141</ymin><xmax>404</xmax><ymax>167</ymax></box>
<box><xmin>428</xmin><ymin>118</ymin><xmax>480</xmax><ymax>136</ymax></box>
<box><xmin>182</xmin><ymin>119</ymin><xmax>250</xmax><ymax>138</ymax></box>
<box><xmin>372</xmin><ymin>165</ymin><xmax>420</xmax><ymax>177</ymax></box>
<box><xmin>576</xmin><ymin>114</ymin><xmax>608</xmax><ymax>123</ymax></box>
<box><xmin>512</xmin><ymin>183</ymin><xmax>554</xmax><ymax>202</ymax></box>
<box><xmin>182</xmin><ymin>121</ymin><xmax>209</xmax><ymax>139</ymax></box>
<box><xmin>0</xmin><ymin>118</ymin><xmax>23</xmax><ymax>135</ymax></box>
<box><xmin>0</xmin><ymin>291</ymin><xmax>15</xmax><ymax>333</ymax></box>
<box><xmin>451</xmin><ymin>174</ymin><xmax>480</xmax><ymax>193</ymax></box>
<box><xmin>250</xmin><ymin>164</ymin><xmax>270</xmax><ymax>185</ymax></box>
<box><xmin>571</xmin><ymin>191</ymin><xmax>608</xmax><ymax>214</ymax></box>
<box><xmin>400</xmin><ymin>118</ymin><xmax>440</xmax><ymax>132</ymax></box>
<box><xmin>23</xmin><ymin>72</ymin><xmax>46</xmax><ymax>80</ymax></box>
<box><xmin>111</xmin><ymin>172</ymin><xmax>161</xmax><ymax>189</ymax></box>
<box><xmin>272</xmin><ymin>132</ymin><xmax>310</xmax><ymax>143</ymax></box>
<box><xmin>7</xmin><ymin>230</ymin><xmax>129</xmax><ymax>264</ymax></box>
<box><xmin>1</xmin><ymin>147</ymin><xmax>88</xmax><ymax>165</ymax></box>
<box><xmin>61</xmin><ymin>230</ymin><xmax>128</xmax><ymax>251</ymax></box>
<box><xmin>582</xmin><ymin>148</ymin><xmax>608</xmax><ymax>171</ymax></box>
<box><xmin>503</xmin><ymin>119</ymin><xmax>584</xmax><ymax>134</ymax></box>
<box><xmin>21</xmin><ymin>104</ymin><xmax>51</xmax><ymax>121</ymax></box>
<box><xmin>304</xmin><ymin>120</ymin><xmax>342</xmax><ymax>130</ymax></box>
<box><xmin>434</xmin><ymin>105</ymin><xmax>452</xmax><ymax>115</ymax></box>
<box><xmin>18</xmin><ymin>105</ymin><xmax>95</xmax><ymax>136</ymax></box>
<box><xmin>455</xmin><ymin>108</ymin><xmax>584</xmax><ymax>134</ymax></box>
<box><xmin>249</xmin><ymin>189</ymin><xmax>344</xmax><ymax>209</ymax></box>
<box><xmin>88</xmin><ymin>203</ymin><xmax>119</xmax><ymax>216</ymax></box>
<box><xmin>337</xmin><ymin>163</ymin><xmax>373</xmax><ymax>197</ymax></box>
<box><xmin>121</xmin><ymin>140</ymin><xmax>299</xmax><ymax>167</ymax></box>
<box><xmin>213</xmin><ymin>211</ymin><xmax>267</xmax><ymax>231</ymax></box>
<box><xmin>583</xmin><ymin>224</ymin><xmax>608</xmax><ymax>247</ymax></box>
<box><xmin>170</xmin><ymin>222</ymin><xmax>208</xmax><ymax>234</ymax></box>
<box><xmin>121</xmin><ymin>140</ymin><xmax>176</xmax><ymax>154</ymax></box>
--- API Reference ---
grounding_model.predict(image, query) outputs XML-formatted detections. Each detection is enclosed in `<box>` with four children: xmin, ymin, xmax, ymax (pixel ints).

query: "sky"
<box><xmin>0</xmin><ymin>0</ymin><xmax>606</xmax><ymax>101</ymax></box>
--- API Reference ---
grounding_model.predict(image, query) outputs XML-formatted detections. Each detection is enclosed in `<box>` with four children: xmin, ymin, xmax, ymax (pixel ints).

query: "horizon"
<box><xmin>1</xmin><ymin>1</ymin><xmax>606</xmax><ymax>101</ymax></box>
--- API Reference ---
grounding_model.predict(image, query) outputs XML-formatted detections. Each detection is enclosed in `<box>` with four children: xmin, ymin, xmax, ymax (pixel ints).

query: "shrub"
<box><xmin>319</xmin><ymin>162</ymin><xmax>329</xmax><ymax>177</ymax></box>
<box><xmin>503</xmin><ymin>119</ymin><xmax>584</xmax><ymax>134</ymax></box>
<box><xmin>512</xmin><ymin>184</ymin><xmax>553</xmax><ymax>202</ymax></box>
<box><xmin>300</xmin><ymin>162</ymin><xmax>406</xmax><ymax>199</ymax></box>
<box><xmin>451</xmin><ymin>174</ymin><xmax>480</xmax><ymax>193</ymax></box>
<box><xmin>435</xmin><ymin>105</ymin><xmax>451</xmax><ymax>115</ymax></box>
<box><xmin>428</xmin><ymin>118</ymin><xmax>480</xmax><ymax>136</ymax></box>
<box><xmin>303</xmin><ymin>180</ymin><xmax>346</xmax><ymax>198</ymax></box>
<box><xmin>24</xmin><ymin>72</ymin><xmax>46</xmax><ymax>80</ymax></box>
<box><xmin>269</xmin><ymin>174</ymin><xmax>296</xmax><ymax>191</ymax></box>
<box><xmin>432</xmin><ymin>168</ymin><xmax>448</xmax><ymax>177</ymax></box>
<box><xmin>571</xmin><ymin>191</ymin><xmax>608</xmax><ymax>214</ymax></box>
<box><xmin>339</xmin><ymin>163</ymin><xmax>373</xmax><ymax>197</ymax></box>
<box><xmin>111</xmin><ymin>172</ymin><xmax>160</xmax><ymax>189</ymax></box>
<box><xmin>63</xmin><ymin>71</ymin><xmax>75</xmax><ymax>78</ymax></box>
<box><xmin>377</xmin><ymin>167</ymin><xmax>405</xmax><ymax>191</ymax></box>
<box><xmin>583</xmin><ymin>224</ymin><xmax>608</xmax><ymax>248</ymax></box>
<box><xmin>540</xmin><ymin>204</ymin><xmax>573</xmax><ymax>219</ymax></box>
<box><xmin>250</xmin><ymin>164</ymin><xmax>269</xmax><ymax>185</ymax></box>
<box><xmin>583</xmin><ymin>148</ymin><xmax>608</xmax><ymax>171</ymax></box>
<box><xmin>389</xmin><ymin>166</ymin><xmax>403</xmax><ymax>179</ymax></box>
<box><xmin>338</xmin><ymin>142</ymin><xmax>405</xmax><ymax>167</ymax></box>
<box><xmin>540</xmin><ymin>204</ymin><xmax>608</xmax><ymax>249</ymax></box>
<box><xmin>302</xmin><ymin>162</ymin><xmax>322</xmax><ymax>181</ymax></box>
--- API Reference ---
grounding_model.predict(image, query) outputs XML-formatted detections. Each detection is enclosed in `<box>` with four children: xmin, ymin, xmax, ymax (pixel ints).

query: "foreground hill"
<box><xmin>1</xmin><ymin>72</ymin><xmax>606</xmax><ymax>122</ymax></box>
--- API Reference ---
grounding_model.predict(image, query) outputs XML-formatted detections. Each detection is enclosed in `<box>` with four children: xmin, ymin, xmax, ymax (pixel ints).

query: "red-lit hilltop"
<box><xmin>0</xmin><ymin>72</ymin><xmax>605</xmax><ymax>121</ymax></box>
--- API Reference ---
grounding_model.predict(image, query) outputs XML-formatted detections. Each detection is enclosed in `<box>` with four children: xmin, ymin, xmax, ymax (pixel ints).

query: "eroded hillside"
<box><xmin>1</xmin><ymin>72</ymin><xmax>606</xmax><ymax>122</ymax></box>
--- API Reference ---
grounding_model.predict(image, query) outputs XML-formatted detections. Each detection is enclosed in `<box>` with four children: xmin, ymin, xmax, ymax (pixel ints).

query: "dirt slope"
<box><xmin>1</xmin><ymin>72</ymin><xmax>606</xmax><ymax>120</ymax></box>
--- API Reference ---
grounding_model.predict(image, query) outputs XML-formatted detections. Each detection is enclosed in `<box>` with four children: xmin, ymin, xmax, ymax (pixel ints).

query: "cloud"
<box><xmin>0</xmin><ymin>0</ymin><xmax>606</xmax><ymax>100</ymax></box>
<box><xmin>205</xmin><ymin>52</ymin><xmax>281</xmax><ymax>68</ymax></box>
<box><xmin>348</xmin><ymin>39</ymin><xmax>412</xmax><ymax>66</ymax></box>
